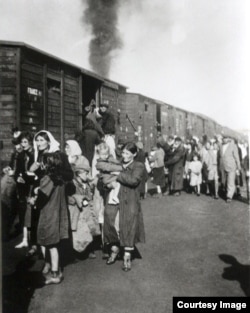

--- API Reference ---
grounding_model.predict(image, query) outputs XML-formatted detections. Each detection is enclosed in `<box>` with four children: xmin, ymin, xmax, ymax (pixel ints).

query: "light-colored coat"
<box><xmin>220</xmin><ymin>142</ymin><xmax>241</xmax><ymax>172</ymax></box>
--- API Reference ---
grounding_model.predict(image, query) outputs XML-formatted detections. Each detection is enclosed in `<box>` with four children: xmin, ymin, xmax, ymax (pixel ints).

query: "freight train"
<box><xmin>0</xmin><ymin>41</ymin><xmax>245</xmax><ymax>165</ymax></box>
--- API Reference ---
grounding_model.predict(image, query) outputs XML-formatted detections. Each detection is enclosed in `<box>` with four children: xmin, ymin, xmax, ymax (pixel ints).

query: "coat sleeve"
<box><xmin>39</xmin><ymin>175</ymin><xmax>54</xmax><ymax>197</ymax></box>
<box><xmin>96</xmin><ymin>160</ymin><xmax>123</xmax><ymax>172</ymax></box>
<box><xmin>232</xmin><ymin>144</ymin><xmax>241</xmax><ymax>170</ymax></box>
<box><xmin>165</xmin><ymin>148</ymin><xmax>185</xmax><ymax>166</ymax></box>
<box><xmin>117</xmin><ymin>162</ymin><xmax>144</xmax><ymax>187</ymax></box>
<box><xmin>59</xmin><ymin>152</ymin><xmax>74</xmax><ymax>181</ymax></box>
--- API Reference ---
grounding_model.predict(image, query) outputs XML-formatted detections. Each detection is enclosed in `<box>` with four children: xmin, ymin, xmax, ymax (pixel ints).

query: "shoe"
<box><xmin>122</xmin><ymin>252</ymin><xmax>132</xmax><ymax>272</ymax></box>
<box><xmin>26</xmin><ymin>245</ymin><xmax>37</xmax><ymax>257</ymax></box>
<box><xmin>15</xmin><ymin>240</ymin><xmax>28</xmax><ymax>248</ymax></box>
<box><xmin>197</xmin><ymin>193</ymin><xmax>200</xmax><ymax>197</ymax></box>
<box><xmin>42</xmin><ymin>262</ymin><xmax>51</xmax><ymax>275</ymax></box>
<box><xmin>102</xmin><ymin>252</ymin><xmax>109</xmax><ymax>260</ymax></box>
<box><xmin>44</xmin><ymin>271</ymin><xmax>63</xmax><ymax>285</ymax></box>
<box><xmin>214</xmin><ymin>195</ymin><xmax>219</xmax><ymax>199</ymax></box>
<box><xmin>174</xmin><ymin>192</ymin><xmax>181</xmax><ymax>197</ymax></box>
<box><xmin>226</xmin><ymin>198</ymin><xmax>232</xmax><ymax>203</ymax></box>
<box><xmin>106</xmin><ymin>246</ymin><xmax>119</xmax><ymax>265</ymax></box>
<box><xmin>88</xmin><ymin>252</ymin><xmax>97</xmax><ymax>259</ymax></box>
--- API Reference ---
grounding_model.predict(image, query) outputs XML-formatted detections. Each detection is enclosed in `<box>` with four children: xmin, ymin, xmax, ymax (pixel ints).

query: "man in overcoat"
<box><xmin>219</xmin><ymin>136</ymin><xmax>241</xmax><ymax>202</ymax></box>
<box><xmin>165</xmin><ymin>137</ymin><xmax>185</xmax><ymax>196</ymax></box>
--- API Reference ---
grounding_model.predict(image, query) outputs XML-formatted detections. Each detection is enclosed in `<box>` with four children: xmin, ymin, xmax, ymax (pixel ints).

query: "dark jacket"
<box><xmin>116</xmin><ymin>161</ymin><xmax>146</xmax><ymax>246</ymax></box>
<box><xmin>165</xmin><ymin>145</ymin><xmax>185</xmax><ymax>191</ymax></box>
<box><xmin>77</xmin><ymin>129</ymin><xmax>101</xmax><ymax>166</ymax></box>
<box><xmin>99</xmin><ymin>111</ymin><xmax>116</xmax><ymax>135</ymax></box>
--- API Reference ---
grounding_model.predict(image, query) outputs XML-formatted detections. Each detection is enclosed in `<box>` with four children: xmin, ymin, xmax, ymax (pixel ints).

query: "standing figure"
<box><xmin>95</xmin><ymin>143</ymin><xmax>123</xmax><ymax>205</ymax></box>
<box><xmin>149</xmin><ymin>143</ymin><xmax>165</xmax><ymax>197</ymax></box>
<box><xmin>165</xmin><ymin>137</ymin><xmax>185</xmax><ymax>196</ymax></box>
<box><xmin>188</xmin><ymin>153</ymin><xmax>202</xmax><ymax>196</ymax></box>
<box><xmin>75</xmin><ymin>118</ymin><xmax>102</xmax><ymax>168</ymax></box>
<box><xmin>98</xmin><ymin>102</ymin><xmax>116</xmax><ymax>158</ymax></box>
<box><xmin>15</xmin><ymin>132</ymin><xmax>35</xmax><ymax>253</ymax></box>
<box><xmin>135</xmin><ymin>142</ymin><xmax>148</xmax><ymax>200</ymax></box>
<box><xmin>219</xmin><ymin>136</ymin><xmax>241</xmax><ymax>203</ymax></box>
<box><xmin>30</xmin><ymin>130</ymin><xmax>73</xmax><ymax>285</ymax></box>
<box><xmin>103</xmin><ymin>143</ymin><xmax>145</xmax><ymax>272</ymax></box>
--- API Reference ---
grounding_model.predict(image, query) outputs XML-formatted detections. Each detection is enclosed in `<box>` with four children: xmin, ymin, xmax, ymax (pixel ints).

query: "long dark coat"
<box><xmin>36</xmin><ymin>152</ymin><xmax>73</xmax><ymax>246</ymax></box>
<box><xmin>104</xmin><ymin>161</ymin><xmax>145</xmax><ymax>247</ymax></box>
<box><xmin>165</xmin><ymin>145</ymin><xmax>185</xmax><ymax>191</ymax></box>
<box><xmin>77</xmin><ymin>129</ymin><xmax>101</xmax><ymax>166</ymax></box>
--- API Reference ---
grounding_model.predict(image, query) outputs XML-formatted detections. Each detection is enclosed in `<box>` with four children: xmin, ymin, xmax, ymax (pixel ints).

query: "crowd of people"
<box><xmin>1</xmin><ymin>100</ymin><xmax>249</xmax><ymax>287</ymax></box>
<box><xmin>145</xmin><ymin>134</ymin><xmax>249</xmax><ymax>203</ymax></box>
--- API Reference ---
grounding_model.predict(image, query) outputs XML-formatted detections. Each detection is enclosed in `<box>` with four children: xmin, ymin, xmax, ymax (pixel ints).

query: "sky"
<box><xmin>0</xmin><ymin>0</ymin><xmax>249</xmax><ymax>132</ymax></box>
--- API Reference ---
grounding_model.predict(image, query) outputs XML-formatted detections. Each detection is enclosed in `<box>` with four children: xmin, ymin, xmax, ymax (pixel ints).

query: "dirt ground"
<box><xmin>2</xmin><ymin>189</ymin><xmax>249</xmax><ymax>313</ymax></box>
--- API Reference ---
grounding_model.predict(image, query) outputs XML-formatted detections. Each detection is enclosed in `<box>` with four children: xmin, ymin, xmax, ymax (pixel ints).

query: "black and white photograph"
<box><xmin>0</xmin><ymin>1</ymin><xmax>249</xmax><ymax>312</ymax></box>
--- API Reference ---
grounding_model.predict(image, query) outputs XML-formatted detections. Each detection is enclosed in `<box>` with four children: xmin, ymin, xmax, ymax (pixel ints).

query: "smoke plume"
<box><xmin>83</xmin><ymin>0</ymin><xmax>123</xmax><ymax>77</ymax></box>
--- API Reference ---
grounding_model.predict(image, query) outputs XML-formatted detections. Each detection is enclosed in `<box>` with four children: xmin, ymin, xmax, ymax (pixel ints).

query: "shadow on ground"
<box><xmin>219</xmin><ymin>254</ymin><xmax>250</xmax><ymax>297</ymax></box>
<box><xmin>2</xmin><ymin>258</ymin><xmax>44</xmax><ymax>313</ymax></box>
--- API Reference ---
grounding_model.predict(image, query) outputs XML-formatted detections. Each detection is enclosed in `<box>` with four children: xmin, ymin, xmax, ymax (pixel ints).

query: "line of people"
<box><xmin>1</xmin><ymin>101</ymin><xmax>146</xmax><ymax>286</ymax></box>
<box><xmin>144</xmin><ymin>134</ymin><xmax>249</xmax><ymax>203</ymax></box>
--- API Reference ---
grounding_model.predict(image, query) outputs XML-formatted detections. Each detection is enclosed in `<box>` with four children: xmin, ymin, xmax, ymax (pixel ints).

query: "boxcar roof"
<box><xmin>0</xmin><ymin>40</ymin><xmax>107</xmax><ymax>82</ymax></box>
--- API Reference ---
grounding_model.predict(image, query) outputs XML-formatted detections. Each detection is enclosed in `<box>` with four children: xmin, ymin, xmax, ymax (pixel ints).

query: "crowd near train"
<box><xmin>1</xmin><ymin>41</ymin><xmax>249</xmax><ymax>286</ymax></box>
<box><xmin>1</xmin><ymin>101</ymin><xmax>249</xmax><ymax>286</ymax></box>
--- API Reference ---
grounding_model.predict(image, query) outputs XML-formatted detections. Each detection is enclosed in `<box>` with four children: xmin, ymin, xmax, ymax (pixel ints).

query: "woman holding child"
<box><xmin>103</xmin><ymin>142</ymin><xmax>145</xmax><ymax>272</ymax></box>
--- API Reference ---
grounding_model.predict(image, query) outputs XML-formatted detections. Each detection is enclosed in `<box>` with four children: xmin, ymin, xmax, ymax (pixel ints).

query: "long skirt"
<box><xmin>152</xmin><ymin>166</ymin><xmax>165</xmax><ymax>187</ymax></box>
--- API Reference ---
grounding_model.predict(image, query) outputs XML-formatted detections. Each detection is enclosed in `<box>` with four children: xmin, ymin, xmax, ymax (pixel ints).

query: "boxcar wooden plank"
<box><xmin>0</xmin><ymin>95</ymin><xmax>15</xmax><ymax>101</ymax></box>
<box><xmin>0</xmin><ymin>64</ymin><xmax>17</xmax><ymax>71</ymax></box>
<box><xmin>0</xmin><ymin>87</ymin><xmax>17</xmax><ymax>94</ymax></box>
<box><xmin>21</xmin><ymin>78</ymin><xmax>43</xmax><ymax>88</ymax></box>
<box><xmin>0</xmin><ymin>109</ymin><xmax>15</xmax><ymax>117</ymax></box>
<box><xmin>22</xmin><ymin>70</ymin><xmax>43</xmax><ymax>81</ymax></box>
<box><xmin>0</xmin><ymin>116</ymin><xmax>16</xmax><ymax>123</ymax></box>
<box><xmin>64</xmin><ymin>84</ymin><xmax>78</xmax><ymax>94</ymax></box>
<box><xmin>21</xmin><ymin>63</ymin><xmax>43</xmax><ymax>74</ymax></box>
<box><xmin>0</xmin><ymin>102</ymin><xmax>15</xmax><ymax>110</ymax></box>
<box><xmin>1</xmin><ymin>78</ymin><xmax>16</xmax><ymax>86</ymax></box>
<box><xmin>0</xmin><ymin>51</ymin><xmax>17</xmax><ymax>57</ymax></box>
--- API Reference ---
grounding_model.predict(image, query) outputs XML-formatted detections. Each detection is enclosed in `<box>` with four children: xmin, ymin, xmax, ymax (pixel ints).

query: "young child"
<box><xmin>188</xmin><ymin>153</ymin><xmax>202</xmax><ymax>196</ymax></box>
<box><xmin>95</xmin><ymin>143</ymin><xmax>123</xmax><ymax>205</ymax></box>
<box><xmin>68</xmin><ymin>163</ymin><xmax>100</xmax><ymax>257</ymax></box>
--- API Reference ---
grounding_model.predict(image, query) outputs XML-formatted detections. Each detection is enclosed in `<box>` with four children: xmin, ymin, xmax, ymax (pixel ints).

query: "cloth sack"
<box><xmin>72</xmin><ymin>211</ymin><xmax>93</xmax><ymax>252</ymax></box>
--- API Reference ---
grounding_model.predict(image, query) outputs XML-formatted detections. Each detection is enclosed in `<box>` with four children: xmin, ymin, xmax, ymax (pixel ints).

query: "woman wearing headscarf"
<box><xmin>30</xmin><ymin>130</ymin><xmax>73</xmax><ymax>285</ymax></box>
<box><xmin>65</xmin><ymin>139</ymin><xmax>90</xmax><ymax>171</ymax></box>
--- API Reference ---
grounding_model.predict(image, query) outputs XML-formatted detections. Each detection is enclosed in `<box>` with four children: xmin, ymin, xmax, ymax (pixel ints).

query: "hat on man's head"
<box><xmin>175</xmin><ymin>136</ymin><xmax>182</xmax><ymax>142</ymax></box>
<box><xmin>74</xmin><ymin>163</ymin><xmax>90</xmax><ymax>173</ymax></box>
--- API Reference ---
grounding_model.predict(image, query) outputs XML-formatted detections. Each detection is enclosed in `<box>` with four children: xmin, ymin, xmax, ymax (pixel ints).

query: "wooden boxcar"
<box><xmin>0</xmin><ymin>41</ymin><xmax>128</xmax><ymax>166</ymax></box>
<box><xmin>100</xmin><ymin>79</ymin><xmax>127</xmax><ymax>142</ymax></box>
<box><xmin>124</xmin><ymin>93</ymin><xmax>158</xmax><ymax>151</ymax></box>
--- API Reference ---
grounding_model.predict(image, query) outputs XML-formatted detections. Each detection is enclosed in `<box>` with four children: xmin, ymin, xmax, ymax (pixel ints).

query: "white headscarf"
<box><xmin>33</xmin><ymin>130</ymin><xmax>60</xmax><ymax>162</ymax></box>
<box><xmin>65</xmin><ymin>140</ymin><xmax>82</xmax><ymax>157</ymax></box>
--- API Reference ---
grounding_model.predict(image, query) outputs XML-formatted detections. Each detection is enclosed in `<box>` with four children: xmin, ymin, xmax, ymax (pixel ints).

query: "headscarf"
<box><xmin>65</xmin><ymin>140</ymin><xmax>82</xmax><ymax>157</ymax></box>
<box><xmin>33</xmin><ymin>130</ymin><xmax>60</xmax><ymax>162</ymax></box>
